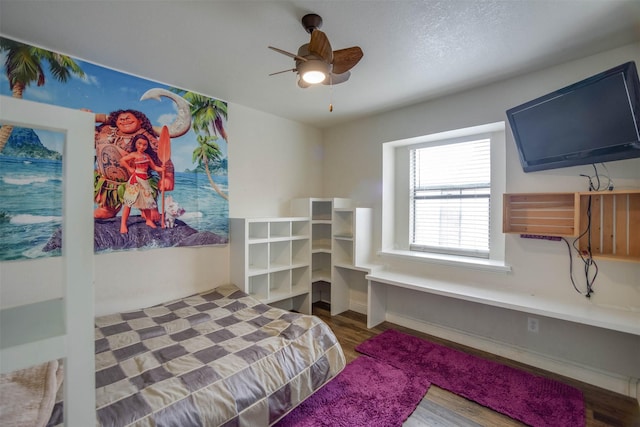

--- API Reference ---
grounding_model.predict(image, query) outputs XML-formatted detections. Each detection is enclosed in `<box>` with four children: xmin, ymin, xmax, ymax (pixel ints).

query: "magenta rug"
<box><xmin>274</xmin><ymin>355</ymin><xmax>431</xmax><ymax>426</ymax></box>
<box><xmin>356</xmin><ymin>329</ymin><xmax>585</xmax><ymax>427</ymax></box>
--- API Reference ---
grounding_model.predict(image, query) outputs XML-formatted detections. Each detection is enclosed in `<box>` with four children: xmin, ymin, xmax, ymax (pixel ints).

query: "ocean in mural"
<box><xmin>0</xmin><ymin>154</ymin><xmax>228</xmax><ymax>261</ymax></box>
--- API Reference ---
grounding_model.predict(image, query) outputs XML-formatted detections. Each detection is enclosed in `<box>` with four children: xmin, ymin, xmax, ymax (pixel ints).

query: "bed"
<box><xmin>1</xmin><ymin>284</ymin><xmax>345</xmax><ymax>427</ymax></box>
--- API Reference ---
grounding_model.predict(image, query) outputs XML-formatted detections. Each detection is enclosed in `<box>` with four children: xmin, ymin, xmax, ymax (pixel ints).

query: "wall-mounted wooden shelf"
<box><xmin>503</xmin><ymin>192</ymin><xmax>579</xmax><ymax>236</ymax></box>
<box><xmin>504</xmin><ymin>190</ymin><xmax>640</xmax><ymax>262</ymax></box>
<box><xmin>577</xmin><ymin>191</ymin><xmax>640</xmax><ymax>262</ymax></box>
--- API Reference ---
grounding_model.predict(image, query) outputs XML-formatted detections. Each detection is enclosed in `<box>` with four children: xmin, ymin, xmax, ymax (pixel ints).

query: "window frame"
<box><xmin>381</xmin><ymin>122</ymin><xmax>507</xmax><ymax>271</ymax></box>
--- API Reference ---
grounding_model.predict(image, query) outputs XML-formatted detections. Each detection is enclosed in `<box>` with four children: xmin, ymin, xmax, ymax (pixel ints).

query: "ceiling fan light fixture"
<box><xmin>302</xmin><ymin>70</ymin><xmax>326</xmax><ymax>84</ymax></box>
<box><xmin>299</xmin><ymin>59</ymin><xmax>329</xmax><ymax>84</ymax></box>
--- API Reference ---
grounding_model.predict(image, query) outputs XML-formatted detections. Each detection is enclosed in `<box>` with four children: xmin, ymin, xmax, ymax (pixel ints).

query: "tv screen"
<box><xmin>506</xmin><ymin>61</ymin><xmax>640</xmax><ymax>172</ymax></box>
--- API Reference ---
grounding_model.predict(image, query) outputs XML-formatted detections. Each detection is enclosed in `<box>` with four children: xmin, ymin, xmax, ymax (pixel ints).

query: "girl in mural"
<box><xmin>93</xmin><ymin>109</ymin><xmax>175</xmax><ymax>221</ymax></box>
<box><xmin>119</xmin><ymin>134</ymin><xmax>165</xmax><ymax>233</ymax></box>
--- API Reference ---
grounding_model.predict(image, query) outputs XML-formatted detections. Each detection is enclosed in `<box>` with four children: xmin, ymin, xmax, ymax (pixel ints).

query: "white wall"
<box><xmin>1</xmin><ymin>102</ymin><xmax>323</xmax><ymax>316</ymax></box>
<box><xmin>228</xmin><ymin>104</ymin><xmax>324</xmax><ymax>218</ymax></box>
<box><xmin>322</xmin><ymin>43</ymin><xmax>640</xmax><ymax>390</ymax></box>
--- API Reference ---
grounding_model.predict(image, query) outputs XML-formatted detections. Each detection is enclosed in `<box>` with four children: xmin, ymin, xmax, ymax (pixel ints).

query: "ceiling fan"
<box><xmin>268</xmin><ymin>13</ymin><xmax>364</xmax><ymax>88</ymax></box>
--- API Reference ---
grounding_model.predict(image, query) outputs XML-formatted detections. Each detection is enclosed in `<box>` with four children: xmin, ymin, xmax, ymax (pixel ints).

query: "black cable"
<box><xmin>581</xmin><ymin>163</ymin><xmax>613</xmax><ymax>192</ymax></box>
<box><xmin>599</xmin><ymin>162</ymin><xmax>614</xmax><ymax>190</ymax></box>
<box><xmin>591</xmin><ymin>164</ymin><xmax>600</xmax><ymax>191</ymax></box>
<box><xmin>569</xmin><ymin>195</ymin><xmax>597</xmax><ymax>298</ymax></box>
<box><xmin>579</xmin><ymin>173</ymin><xmax>595</xmax><ymax>192</ymax></box>
<box><xmin>561</xmin><ymin>237</ymin><xmax>582</xmax><ymax>295</ymax></box>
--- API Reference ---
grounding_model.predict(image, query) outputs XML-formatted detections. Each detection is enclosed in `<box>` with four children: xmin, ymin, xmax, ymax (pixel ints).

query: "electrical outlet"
<box><xmin>527</xmin><ymin>317</ymin><xmax>539</xmax><ymax>334</ymax></box>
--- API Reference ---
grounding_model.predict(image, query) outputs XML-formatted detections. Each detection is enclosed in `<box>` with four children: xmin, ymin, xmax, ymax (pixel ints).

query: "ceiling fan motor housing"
<box><xmin>302</xmin><ymin>13</ymin><xmax>323</xmax><ymax>33</ymax></box>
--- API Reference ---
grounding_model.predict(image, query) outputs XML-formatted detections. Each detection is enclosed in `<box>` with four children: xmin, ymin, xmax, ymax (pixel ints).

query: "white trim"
<box><xmin>385</xmin><ymin>312</ymin><xmax>639</xmax><ymax>400</ymax></box>
<box><xmin>379</xmin><ymin>249</ymin><xmax>511</xmax><ymax>273</ymax></box>
<box><xmin>383</xmin><ymin>122</ymin><xmax>506</xmax><ymax>148</ymax></box>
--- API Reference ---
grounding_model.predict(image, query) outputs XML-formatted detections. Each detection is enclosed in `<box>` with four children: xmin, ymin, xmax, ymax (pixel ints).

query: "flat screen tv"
<box><xmin>506</xmin><ymin>61</ymin><xmax>640</xmax><ymax>172</ymax></box>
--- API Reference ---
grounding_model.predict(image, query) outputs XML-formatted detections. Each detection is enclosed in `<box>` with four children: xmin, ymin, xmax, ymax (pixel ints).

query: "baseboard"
<box><xmin>385</xmin><ymin>312</ymin><xmax>639</xmax><ymax>402</ymax></box>
<box><xmin>349</xmin><ymin>300</ymin><xmax>368</xmax><ymax>315</ymax></box>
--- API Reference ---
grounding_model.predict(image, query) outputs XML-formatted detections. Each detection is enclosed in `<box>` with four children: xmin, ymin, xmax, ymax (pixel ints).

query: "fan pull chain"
<box><xmin>329</xmin><ymin>75</ymin><xmax>334</xmax><ymax>112</ymax></box>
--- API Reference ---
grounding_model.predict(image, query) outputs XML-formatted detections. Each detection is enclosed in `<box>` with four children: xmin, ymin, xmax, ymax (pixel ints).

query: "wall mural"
<box><xmin>0</xmin><ymin>36</ymin><xmax>229</xmax><ymax>261</ymax></box>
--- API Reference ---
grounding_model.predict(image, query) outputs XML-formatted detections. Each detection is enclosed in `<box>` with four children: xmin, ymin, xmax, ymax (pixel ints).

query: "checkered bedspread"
<box><xmin>50</xmin><ymin>284</ymin><xmax>345</xmax><ymax>426</ymax></box>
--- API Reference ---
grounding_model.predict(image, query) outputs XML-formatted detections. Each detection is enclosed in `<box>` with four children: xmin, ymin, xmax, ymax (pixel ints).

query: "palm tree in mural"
<box><xmin>0</xmin><ymin>38</ymin><xmax>85</xmax><ymax>152</ymax></box>
<box><xmin>171</xmin><ymin>88</ymin><xmax>228</xmax><ymax>199</ymax></box>
<box><xmin>172</xmin><ymin>89</ymin><xmax>228</xmax><ymax>141</ymax></box>
<box><xmin>193</xmin><ymin>134</ymin><xmax>229</xmax><ymax>200</ymax></box>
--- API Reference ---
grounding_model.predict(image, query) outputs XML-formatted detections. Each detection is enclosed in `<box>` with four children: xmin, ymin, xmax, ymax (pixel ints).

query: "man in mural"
<box><xmin>92</xmin><ymin>88</ymin><xmax>191</xmax><ymax>221</ymax></box>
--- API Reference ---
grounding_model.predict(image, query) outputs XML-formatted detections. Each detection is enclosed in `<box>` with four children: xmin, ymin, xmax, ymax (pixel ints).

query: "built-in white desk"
<box><xmin>366</xmin><ymin>270</ymin><xmax>640</xmax><ymax>335</ymax></box>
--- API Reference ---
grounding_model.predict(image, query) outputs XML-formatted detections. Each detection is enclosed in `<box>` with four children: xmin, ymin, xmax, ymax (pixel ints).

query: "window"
<box><xmin>410</xmin><ymin>138</ymin><xmax>491</xmax><ymax>258</ymax></box>
<box><xmin>381</xmin><ymin>122</ymin><xmax>506</xmax><ymax>269</ymax></box>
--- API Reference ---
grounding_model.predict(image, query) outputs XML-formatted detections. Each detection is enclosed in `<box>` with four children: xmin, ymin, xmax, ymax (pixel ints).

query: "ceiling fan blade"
<box><xmin>269</xmin><ymin>68</ymin><xmax>297</xmax><ymax>76</ymax></box>
<box><xmin>323</xmin><ymin>71</ymin><xmax>351</xmax><ymax>85</ymax></box>
<box><xmin>332</xmin><ymin>47</ymin><xmax>363</xmax><ymax>74</ymax></box>
<box><xmin>268</xmin><ymin>46</ymin><xmax>308</xmax><ymax>62</ymax></box>
<box><xmin>308</xmin><ymin>30</ymin><xmax>333</xmax><ymax>63</ymax></box>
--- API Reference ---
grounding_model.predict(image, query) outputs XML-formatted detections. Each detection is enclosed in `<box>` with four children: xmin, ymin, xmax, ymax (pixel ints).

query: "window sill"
<box><xmin>378</xmin><ymin>249</ymin><xmax>512</xmax><ymax>273</ymax></box>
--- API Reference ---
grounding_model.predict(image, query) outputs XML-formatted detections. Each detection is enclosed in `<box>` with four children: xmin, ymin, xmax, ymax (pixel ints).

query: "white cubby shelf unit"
<box><xmin>230</xmin><ymin>217</ymin><xmax>312</xmax><ymax>313</ymax></box>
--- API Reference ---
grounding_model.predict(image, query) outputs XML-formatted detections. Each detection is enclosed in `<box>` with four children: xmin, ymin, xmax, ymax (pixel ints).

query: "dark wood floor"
<box><xmin>312</xmin><ymin>304</ymin><xmax>640</xmax><ymax>427</ymax></box>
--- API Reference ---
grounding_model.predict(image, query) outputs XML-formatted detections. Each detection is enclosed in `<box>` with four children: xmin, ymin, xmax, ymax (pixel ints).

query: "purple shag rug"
<box><xmin>356</xmin><ymin>329</ymin><xmax>585</xmax><ymax>427</ymax></box>
<box><xmin>274</xmin><ymin>355</ymin><xmax>431</xmax><ymax>427</ymax></box>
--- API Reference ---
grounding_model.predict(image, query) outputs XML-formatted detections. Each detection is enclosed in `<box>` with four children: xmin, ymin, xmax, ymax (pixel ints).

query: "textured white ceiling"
<box><xmin>1</xmin><ymin>0</ymin><xmax>639</xmax><ymax>128</ymax></box>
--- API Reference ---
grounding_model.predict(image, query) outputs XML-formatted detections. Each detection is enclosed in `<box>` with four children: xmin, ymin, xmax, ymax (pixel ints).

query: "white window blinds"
<box><xmin>410</xmin><ymin>138</ymin><xmax>491</xmax><ymax>258</ymax></box>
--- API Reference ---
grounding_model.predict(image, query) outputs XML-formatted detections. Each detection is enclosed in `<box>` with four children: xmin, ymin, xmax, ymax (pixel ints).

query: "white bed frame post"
<box><xmin>0</xmin><ymin>96</ymin><xmax>96</xmax><ymax>425</ymax></box>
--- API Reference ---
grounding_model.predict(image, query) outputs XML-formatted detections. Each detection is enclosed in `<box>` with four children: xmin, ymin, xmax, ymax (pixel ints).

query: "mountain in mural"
<box><xmin>1</xmin><ymin>127</ymin><xmax>62</xmax><ymax>160</ymax></box>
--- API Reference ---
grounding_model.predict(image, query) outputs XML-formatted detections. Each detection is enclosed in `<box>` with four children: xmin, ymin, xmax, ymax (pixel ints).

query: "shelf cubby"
<box><xmin>248</xmin><ymin>243</ymin><xmax>269</xmax><ymax>271</ymax></box>
<box><xmin>269</xmin><ymin>241</ymin><xmax>291</xmax><ymax>269</ymax></box>
<box><xmin>312</xmin><ymin>252</ymin><xmax>331</xmax><ymax>282</ymax></box>
<box><xmin>333</xmin><ymin>238</ymin><xmax>354</xmax><ymax>266</ymax></box>
<box><xmin>269</xmin><ymin>221</ymin><xmax>291</xmax><ymax>239</ymax></box>
<box><xmin>249</xmin><ymin>274</ymin><xmax>269</xmax><ymax>300</ymax></box>
<box><xmin>291</xmin><ymin>266</ymin><xmax>310</xmax><ymax>295</ymax></box>
<box><xmin>291</xmin><ymin>220</ymin><xmax>310</xmax><ymax>238</ymax></box>
<box><xmin>333</xmin><ymin>209</ymin><xmax>354</xmax><ymax>238</ymax></box>
<box><xmin>311</xmin><ymin>223</ymin><xmax>332</xmax><ymax>251</ymax></box>
<box><xmin>269</xmin><ymin>270</ymin><xmax>291</xmax><ymax>300</ymax></box>
<box><xmin>311</xmin><ymin>200</ymin><xmax>333</xmax><ymax>221</ymax></box>
<box><xmin>249</xmin><ymin>222</ymin><xmax>269</xmax><ymax>240</ymax></box>
<box><xmin>291</xmin><ymin>239</ymin><xmax>310</xmax><ymax>266</ymax></box>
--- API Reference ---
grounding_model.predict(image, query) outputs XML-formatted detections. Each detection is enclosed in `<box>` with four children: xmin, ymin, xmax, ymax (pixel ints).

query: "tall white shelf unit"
<box><xmin>230</xmin><ymin>217</ymin><xmax>312</xmax><ymax>314</ymax></box>
<box><xmin>331</xmin><ymin>207</ymin><xmax>373</xmax><ymax>316</ymax></box>
<box><xmin>0</xmin><ymin>96</ymin><xmax>96</xmax><ymax>425</ymax></box>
